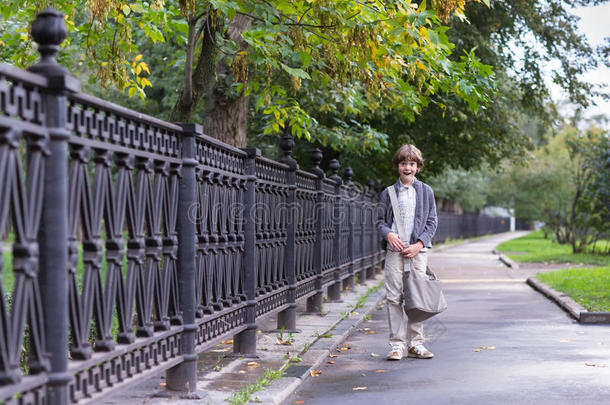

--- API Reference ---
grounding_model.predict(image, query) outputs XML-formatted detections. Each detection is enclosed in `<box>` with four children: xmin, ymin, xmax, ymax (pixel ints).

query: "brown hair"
<box><xmin>392</xmin><ymin>144</ymin><xmax>424</xmax><ymax>169</ymax></box>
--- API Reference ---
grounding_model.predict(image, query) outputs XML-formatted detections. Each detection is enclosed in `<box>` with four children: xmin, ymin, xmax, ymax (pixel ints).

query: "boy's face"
<box><xmin>397</xmin><ymin>160</ymin><xmax>419</xmax><ymax>184</ymax></box>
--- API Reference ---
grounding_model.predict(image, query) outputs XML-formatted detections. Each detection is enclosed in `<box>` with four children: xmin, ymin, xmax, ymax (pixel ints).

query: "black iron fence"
<box><xmin>433</xmin><ymin>212</ymin><xmax>511</xmax><ymax>244</ymax></box>
<box><xmin>0</xmin><ymin>8</ymin><xmax>384</xmax><ymax>405</ymax></box>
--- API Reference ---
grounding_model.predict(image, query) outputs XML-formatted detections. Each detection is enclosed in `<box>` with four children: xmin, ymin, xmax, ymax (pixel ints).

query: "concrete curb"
<box><xmin>492</xmin><ymin>249</ymin><xmax>520</xmax><ymax>269</ymax></box>
<box><xmin>526</xmin><ymin>277</ymin><xmax>610</xmax><ymax>324</ymax></box>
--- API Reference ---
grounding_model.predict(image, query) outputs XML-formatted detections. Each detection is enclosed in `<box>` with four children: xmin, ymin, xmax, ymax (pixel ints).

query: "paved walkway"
<box><xmin>291</xmin><ymin>233</ymin><xmax>610</xmax><ymax>404</ymax></box>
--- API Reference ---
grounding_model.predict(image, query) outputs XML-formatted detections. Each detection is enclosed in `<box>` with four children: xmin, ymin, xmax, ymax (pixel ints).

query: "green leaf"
<box><xmin>280</xmin><ymin>63</ymin><xmax>311</xmax><ymax>80</ymax></box>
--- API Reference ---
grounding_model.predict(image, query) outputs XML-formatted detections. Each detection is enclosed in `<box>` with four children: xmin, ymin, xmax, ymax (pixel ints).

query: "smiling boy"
<box><xmin>376</xmin><ymin>144</ymin><xmax>438</xmax><ymax>361</ymax></box>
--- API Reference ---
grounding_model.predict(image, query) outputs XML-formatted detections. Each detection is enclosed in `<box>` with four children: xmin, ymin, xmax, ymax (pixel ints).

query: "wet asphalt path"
<box><xmin>290</xmin><ymin>233</ymin><xmax>610</xmax><ymax>405</ymax></box>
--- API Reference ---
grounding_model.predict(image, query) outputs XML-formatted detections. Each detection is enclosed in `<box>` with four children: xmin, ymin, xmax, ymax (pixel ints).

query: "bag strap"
<box><xmin>387</xmin><ymin>186</ymin><xmax>406</xmax><ymax>241</ymax></box>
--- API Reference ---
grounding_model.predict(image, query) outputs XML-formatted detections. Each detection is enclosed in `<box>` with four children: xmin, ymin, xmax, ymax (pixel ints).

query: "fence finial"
<box><xmin>279</xmin><ymin>131</ymin><xmax>299</xmax><ymax>170</ymax></box>
<box><xmin>343</xmin><ymin>166</ymin><xmax>354</xmax><ymax>184</ymax></box>
<box><xmin>310</xmin><ymin>148</ymin><xmax>324</xmax><ymax>178</ymax></box>
<box><xmin>328</xmin><ymin>159</ymin><xmax>342</xmax><ymax>184</ymax></box>
<box><xmin>29</xmin><ymin>7</ymin><xmax>68</xmax><ymax>76</ymax></box>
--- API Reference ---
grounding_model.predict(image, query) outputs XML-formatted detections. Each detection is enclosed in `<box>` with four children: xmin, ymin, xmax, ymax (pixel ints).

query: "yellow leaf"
<box><xmin>136</xmin><ymin>65</ymin><xmax>142</xmax><ymax>75</ymax></box>
<box><xmin>310</xmin><ymin>369</ymin><xmax>322</xmax><ymax>377</ymax></box>
<box><xmin>327</xmin><ymin>360</ymin><xmax>335</xmax><ymax>364</ymax></box>
<box><xmin>473</xmin><ymin>348</ymin><xmax>482</xmax><ymax>352</ymax></box>
<box><xmin>375</xmin><ymin>369</ymin><xmax>388</xmax><ymax>373</ymax></box>
<box><xmin>329</xmin><ymin>354</ymin><xmax>338</xmax><ymax>358</ymax></box>
<box><xmin>221</xmin><ymin>339</ymin><xmax>233</xmax><ymax>345</ymax></box>
<box><xmin>247</xmin><ymin>361</ymin><xmax>259</xmax><ymax>367</ymax></box>
<box><xmin>135</xmin><ymin>54</ymin><xmax>143</xmax><ymax>62</ymax></box>
<box><xmin>139</xmin><ymin>62</ymin><xmax>150</xmax><ymax>74</ymax></box>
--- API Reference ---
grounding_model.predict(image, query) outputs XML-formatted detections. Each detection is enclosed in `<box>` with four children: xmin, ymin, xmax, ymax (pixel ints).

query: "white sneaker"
<box><xmin>408</xmin><ymin>345</ymin><xmax>434</xmax><ymax>359</ymax></box>
<box><xmin>387</xmin><ymin>345</ymin><xmax>403</xmax><ymax>361</ymax></box>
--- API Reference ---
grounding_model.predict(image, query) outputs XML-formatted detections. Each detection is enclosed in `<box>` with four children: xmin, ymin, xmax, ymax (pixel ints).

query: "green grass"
<box><xmin>496</xmin><ymin>231</ymin><xmax>610</xmax><ymax>266</ymax></box>
<box><xmin>537</xmin><ymin>267</ymin><xmax>610</xmax><ymax>312</ymax></box>
<box><xmin>226</xmin><ymin>366</ymin><xmax>286</xmax><ymax>405</ymax></box>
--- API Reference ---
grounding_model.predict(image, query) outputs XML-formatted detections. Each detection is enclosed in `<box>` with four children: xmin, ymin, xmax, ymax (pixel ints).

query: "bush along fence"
<box><xmin>0</xmin><ymin>8</ymin><xmax>384</xmax><ymax>405</ymax></box>
<box><xmin>433</xmin><ymin>212</ymin><xmax>511</xmax><ymax>244</ymax></box>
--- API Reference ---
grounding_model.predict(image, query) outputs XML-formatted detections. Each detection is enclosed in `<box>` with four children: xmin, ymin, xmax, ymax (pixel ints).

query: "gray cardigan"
<box><xmin>376</xmin><ymin>178</ymin><xmax>438</xmax><ymax>249</ymax></box>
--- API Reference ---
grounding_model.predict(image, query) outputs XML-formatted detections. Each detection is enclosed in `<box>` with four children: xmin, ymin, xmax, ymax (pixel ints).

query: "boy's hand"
<box><xmin>387</xmin><ymin>232</ymin><xmax>406</xmax><ymax>252</ymax></box>
<box><xmin>401</xmin><ymin>241</ymin><xmax>424</xmax><ymax>258</ymax></box>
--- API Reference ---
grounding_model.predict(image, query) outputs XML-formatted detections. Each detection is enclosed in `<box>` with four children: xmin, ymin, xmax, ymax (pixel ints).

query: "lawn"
<box><xmin>498</xmin><ymin>231</ymin><xmax>610</xmax><ymax>313</ymax></box>
<box><xmin>496</xmin><ymin>231</ymin><xmax>609</xmax><ymax>266</ymax></box>
<box><xmin>537</xmin><ymin>267</ymin><xmax>610</xmax><ymax>312</ymax></box>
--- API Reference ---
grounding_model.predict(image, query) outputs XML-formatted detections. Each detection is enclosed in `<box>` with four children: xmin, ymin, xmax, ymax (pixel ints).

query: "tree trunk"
<box><xmin>171</xmin><ymin>14</ymin><xmax>220</xmax><ymax>124</ymax></box>
<box><xmin>202</xmin><ymin>14</ymin><xmax>252</xmax><ymax>148</ymax></box>
<box><xmin>171</xmin><ymin>13</ymin><xmax>252</xmax><ymax>148</ymax></box>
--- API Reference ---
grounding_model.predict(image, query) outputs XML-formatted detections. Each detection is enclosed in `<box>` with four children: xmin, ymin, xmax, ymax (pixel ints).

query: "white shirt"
<box><xmin>391</xmin><ymin>181</ymin><xmax>416</xmax><ymax>241</ymax></box>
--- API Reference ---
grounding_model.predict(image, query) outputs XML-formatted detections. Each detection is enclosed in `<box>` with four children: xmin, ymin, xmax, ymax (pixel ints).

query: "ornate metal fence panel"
<box><xmin>253</xmin><ymin>157</ymin><xmax>290</xmax><ymax>317</ymax></box>
<box><xmin>294</xmin><ymin>171</ymin><xmax>317</xmax><ymax>299</ymax></box>
<box><xmin>320</xmin><ymin>179</ymin><xmax>337</xmax><ymax>287</ymax></box>
<box><xmin>0</xmin><ymin>65</ymin><xmax>50</xmax><ymax>404</ymax></box>
<box><xmin>192</xmin><ymin>135</ymin><xmax>248</xmax><ymax>348</ymax></box>
<box><xmin>64</xmin><ymin>92</ymin><xmax>184</xmax><ymax>402</ymax></box>
<box><xmin>351</xmin><ymin>189</ymin><xmax>364</xmax><ymax>271</ymax></box>
<box><xmin>337</xmin><ymin>184</ymin><xmax>352</xmax><ymax>277</ymax></box>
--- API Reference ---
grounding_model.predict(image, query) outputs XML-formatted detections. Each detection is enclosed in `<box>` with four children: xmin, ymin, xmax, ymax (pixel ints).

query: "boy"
<box><xmin>377</xmin><ymin>144</ymin><xmax>438</xmax><ymax>361</ymax></box>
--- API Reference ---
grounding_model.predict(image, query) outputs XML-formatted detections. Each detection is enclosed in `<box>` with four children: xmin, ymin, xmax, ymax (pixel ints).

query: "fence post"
<box><xmin>307</xmin><ymin>149</ymin><xmax>325</xmax><ymax>313</ymax></box>
<box><xmin>327</xmin><ymin>159</ymin><xmax>342</xmax><ymax>302</ymax></box>
<box><xmin>343</xmin><ymin>167</ymin><xmax>355</xmax><ymax>290</ymax></box>
<box><xmin>277</xmin><ymin>133</ymin><xmax>298</xmax><ymax>331</ymax></box>
<box><xmin>165</xmin><ymin>124</ymin><xmax>199</xmax><ymax>393</ymax></box>
<box><xmin>29</xmin><ymin>8</ymin><xmax>80</xmax><ymax>405</ymax></box>
<box><xmin>234</xmin><ymin>148</ymin><xmax>260</xmax><ymax>355</ymax></box>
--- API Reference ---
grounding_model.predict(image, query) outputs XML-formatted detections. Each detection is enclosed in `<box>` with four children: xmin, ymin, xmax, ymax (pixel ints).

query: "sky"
<box><xmin>556</xmin><ymin>2</ymin><xmax>610</xmax><ymax>126</ymax></box>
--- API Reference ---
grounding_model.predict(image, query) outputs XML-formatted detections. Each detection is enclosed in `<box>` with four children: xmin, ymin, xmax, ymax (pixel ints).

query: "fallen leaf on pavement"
<box><xmin>159</xmin><ymin>382</ymin><xmax>166</xmax><ymax>386</ymax></box>
<box><xmin>247</xmin><ymin>362</ymin><xmax>259</xmax><ymax>367</ymax></box>
<box><xmin>340</xmin><ymin>347</ymin><xmax>349</xmax><ymax>351</ymax></box>
<box><xmin>364</xmin><ymin>331</ymin><xmax>376</xmax><ymax>335</ymax></box>
<box><xmin>295</xmin><ymin>401</ymin><xmax>305</xmax><ymax>404</ymax></box>
<box><xmin>329</xmin><ymin>354</ymin><xmax>338</xmax><ymax>358</ymax></box>
<box><xmin>585</xmin><ymin>362</ymin><xmax>607</xmax><ymax>368</ymax></box>
<box><xmin>221</xmin><ymin>339</ymin><xmax>233</xmax><ymax>345</ymax></box>
<box><xmin>559</xmin><ymin>339</ymin><xmax>572</xmax><ymax>343</ymax></box>
<box><xmin>238</xmin><ymin>370</ymin><xmax>246</xmax><ymax>374</ymax></box>
<box><xmin>310</xmin><ymin>369</ymin><xmax>322</xmax><ymax>377</ymax></box>
<box><xmin>352</xmin><ymin>387</ymin><xmax>367</xmax><ymax>391</ymax></box>
<box><xmin>375</xmin><ymin>369</ymin><xmax>388</xmax><ymax>373</ymax></box>
<box><xmin>327</xmin><ymin>360</ymin><xmax>335</xmax><ymax>364</ymax></box>
<box><xmin>473</xmin><ymin>348</ymin><xmax>482</xmax><ymax>352</ymax></box>
<box><xmin>370</xmin><ymin>353</ymin><xmax>380</xmax><ymax>357</ymax></box>
<box><xmin>210</xmin><ymin>347</ymin><xmax>231</xmax><ymax>353</ymax></box>
<box><xmin>363</xmin><ymin>327</ymin><xmax>371</xmax><ymax>331</ymax></box>
<box><xmin>481</xmin><ymin>346</ymin><xmax>496</xmax><ymax>350</ymax></box>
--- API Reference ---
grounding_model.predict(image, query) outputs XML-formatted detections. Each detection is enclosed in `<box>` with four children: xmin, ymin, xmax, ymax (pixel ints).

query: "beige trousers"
<box><xmin>384</xmin><ymin>249</ymin><xmax>428</xmax><ymax>349</ymax></box>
